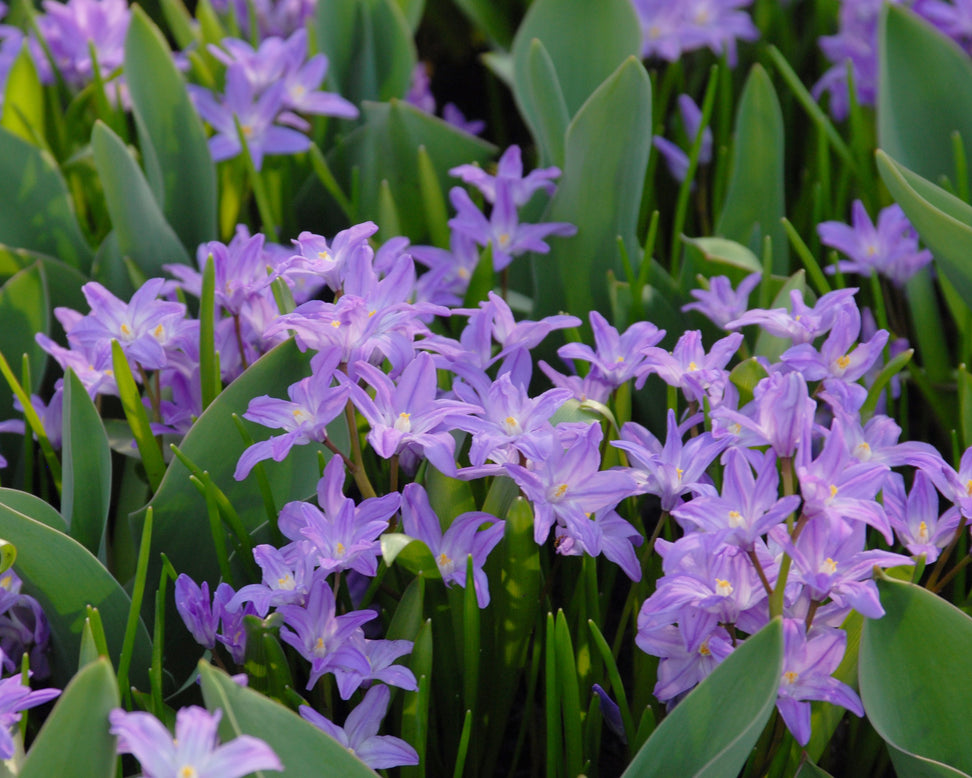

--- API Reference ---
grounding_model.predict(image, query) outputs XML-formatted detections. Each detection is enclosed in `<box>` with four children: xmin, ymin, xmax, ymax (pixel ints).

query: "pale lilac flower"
<box><xmin>109</xmin><ymin>705</ymin><xmax>282</xmax><ymax>777</ymax></box>
<box><xmin>781</xmin><ymin>304</ymin><xmax>889</xmax><ymax>383</ymax></box>
<box><xmin>191</xmin><ymin>63</ymin><xmax>311</xmax><ymax>170</ymax></box>
<box><xmin>401</xmin><ymin>483</ymin><xmax>505</xmax><ymax>607</ymax></box>
<box><xmin>284</xmin><ymin>222</ymin><xmax>378</xmax><ymax>294</ymax></box>
<box><xmin>333</xmin><ymin>635</ymin><xmax>417</xmax><ymax>699</ymax></box>
<box><xmin>813</xmin><ymin>0</ymin><xmax>883</xmax><ymax>119</ymax></box>
<box><xmin>683</xmin><ymin>273</ymin><xmax>761</xmax><ymax>329</ymax></box>
<box><xmin>234</xmin><ymin>351</ymin><xmax>349</xmax><ymax>480</ymax></box>
<box><xmin>175</xmin><ymin>575</ymin><xmax>221</xmax><ymax>649</ymax></box>
<box><xmin>300</xmin><ymin>685</ymin><xmax>419</xmax><ymax>769</ymax></box>
<box><xmin>506</xmin><ymin>423</ymin><xmax>638</xmax><ymax>549</ymax></box>
<box><xmin>672</xmin><ymin>448</ymin><xmax>801</xmax><ymax>547</ymax></box>
<box><xmin>451</xmin><ymin>145</ymin><xmax>561</xmax><ymax>207</ymax></box>
<box><xmin>638</xmin><ymin>330</ymin><xmax>743</xmax><ymax>404</ymax></box>
<box><xmin>727</xmin><ymin>287</ymin><xmax>859</xmax><ymax>345</ymax></box>
<box><xmin>633</xmin><ymin>0</ymin><xmax>759</xmax><ymax>64</ymax></box>
<box><xmin>344</xmin><ymin>352</ymin><xmax>480</xmax><ymax>475</ymax></box>
<box><xmin>613</xmin><ymin>409</ymin><xmax>728</xmax><ymax>512</ymax></box>
<box><xmin>278</xmin><ymin>577</ymin><xmax>374</xmax><ymax>691</ymax></box>
<box><xmin>818</xmin><ymin>201</ymin><xmax>932</xmax><ymax>286</ymax></box>
<box><xmin>225</xmin><ymin>544</ymin><xmax>315</xmax><ymax>616</ymax></box>
<box><xmin>776</xmin><ymin>619</ymin><xmax>863</xmax><ymax>746</ymax></box>
<box><xmin>0</xmin><ymin>674</ymin><xmax>59</xmax><ymax>759</ymax></box>
<box><xmin>884</xmin><ymin>471</ymin><xmax>961</xmax><ymax>562</ymax></box>
<box><xmin>557</xmin><ymin>310</ymin><xmax>665</xmax><ymax>390</ymax></box>
<box><xmin>636</xmin><ymin>622</ymin><xmax>734</xmax><ymax>703</ymax></box>
<box><xmin>554</xmin><ymin>509</ymin><xmax>643</xmax><ymax>581</ymax></box>
<box><xmin>653</xmin><ymin>94</ymin><xmax>713</xmax><ymax>183</ymax></box>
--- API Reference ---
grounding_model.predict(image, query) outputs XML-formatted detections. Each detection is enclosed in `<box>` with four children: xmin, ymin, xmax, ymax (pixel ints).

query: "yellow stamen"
<box><xmin>836</xmin><ymin>355</ymin><xmax>851</xmax><ymax>370</ymax></box>
<box><xmin>554</xmin><ymin>483</ymin><xmax>568</xmax><ymax>498</ymax></box>
<box><xmin>715</xmin><ymin>578</ymin><xmax>733</xmax><ymax>596</ymax></box>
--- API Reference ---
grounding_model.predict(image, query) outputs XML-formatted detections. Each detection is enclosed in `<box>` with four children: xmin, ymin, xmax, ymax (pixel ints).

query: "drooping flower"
<box><xmin>109</xmin><ymin>705</ymin><xmax>282</xmax><ymax>778</ymax></box>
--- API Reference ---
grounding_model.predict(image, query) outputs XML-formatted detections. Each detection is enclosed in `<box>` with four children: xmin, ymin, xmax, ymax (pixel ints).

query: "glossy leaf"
<box><xmin>877</xmin><ymin>149</ymin><xmax>972</xmax><ymax>308</ymax></box>
<box><xmin>0</xmin><ymin>501</ymin><xmax>151</xmax><ymax>688</ymax></box>
<box><xmin>19</xmin><ymin>658</ymin><xmax>119</xmax><ymax>778</ymax></box>
<box><xmin>328</xmin><ymin>100</ymin><xmax>495</xmax><ymax>242</ymax></box>
<box><xmin>392</xmin><ymin>0</ymin><xmax>423</xmax><ymax>30</ymax></box>
<box><xmin>860</xmin><ymin>578</ymin><xmax>972</xmax><ymax>775</ymax></box>
<box><xmin>878</xmin><ymin>3</ymin><xmax>972</xmax><ymax>190</ymax></box>
<box><xmin>716</xmin><ymin>65</ymin><xmax>788</xmax><ymax>275</ymax></box>
<box><xmin>683</xmin><ymin>236</ymin><xmax>763</xmax><ymax>276</ymax></box>
<box><xmin>512</xmin><ymin>0</ymin><xmax>640</xmax><ymax>122</ymax></box>
<box><xmin>91</xmin><ymin>120</ymin><xmax>192</xmax><ymax>289</ymax></box>
<box><xmin>125</xmin><ymin>6</ymin><xmax>217</xmax><ymax>253</ymax></box>
<box><xmin>61</xmin><ymin>369</ymin><xmax>112</xmax><ymax>556</ymax></box>
<box><xmin>381</xmin><ymin>533</ymin><xmax>442</xmax><ymax>579</ymax></box>
<box><xmin>0</xmin><ymin>127</ymin><xmax>92</xmax><ymax>271</ymax></box>
<box><xmin>198</xmin><ymin>661</ymin><xmax>379</xmax><ymax>777</ymax></box>
<box><xmin>451</xmin><ymin>0</ymin><xmax>516</xmax><ymax>47</ymax></box>
<box><xmin>0</xmin><ymin>488</ymin><xmax>66</xmax><ymax>533</ymax></box>
<box><xmin>535</xmin><ymin>57</ymin><xmax>652</xmax><ymax>319</ymax></box>
<box><xmin>622</xmin><ymin>618</ymin><xmax>784</xmax><ymax>778</ymax></box>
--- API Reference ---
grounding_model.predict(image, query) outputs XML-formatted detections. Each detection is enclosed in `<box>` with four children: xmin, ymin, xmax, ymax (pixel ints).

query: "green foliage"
<box><xmin>860</xmin><ymin>578</ymin><xmax>972</xmax><ymax>776</ymax></box>
<box><xmin>622</xmin><ymin>618</ymin><xmax>784</xmax><ymax>778</ymax></box>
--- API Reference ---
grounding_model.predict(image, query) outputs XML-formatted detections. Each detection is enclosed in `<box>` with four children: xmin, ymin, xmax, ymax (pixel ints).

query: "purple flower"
<box><xmin>813</xmin><ymin>0</ymin><xmax>882</xmax><ymax>120</ymax></box>
<box><xmin>672</xmin><ymin>448</ymin><xmax>801</xmax><ymax>548</ymax></box>
<box><xmin>638</xmin><ymin>330</ymin><xmax>743</xmax><ymax>404</ymax></box>
<box><xmin>653</xmin><ymin>94</ymin><xmax>713</xmax><ymax>183</ymax></box>
<box><xmin>30</xmin><ymin>0</ymin><xmax>130</xmax><ymax>92</ymax></box>
<box><xmin>234</xmin><ymin>350</ymin><xmax>349</xmax><ymax>480</ymax></box>
<box><xmin>557</xmin><ymin>310</ymin><xmax>665</xmax><ymax>390</ymax></box>
<box><xmin>727</xmin><ymin>287</ymin><xmax>859</xmax><ymax>345</ymax></box>
<box><xmin>776</xmin><ymin>619</ymin><xmax>863</xmax><ymax>746</ymax></box>
<box><xmin>818</xmin><ymin>201</ymin><xmax>932</xmax><ymax>286</ymax></box>
<box><xmin>401</xmin><ymin>483</ymin><xmax>505</xmax><ymax>607</ymax></box>
<box><xmin>277</xmin><ymin>457</ymin><xmax>400</xmax><ymax>577</ymax></box>
<box><xmin>554</xmin><ymin>509</ymin><xmax>643</xmax><ymax>581</ymax></box>
<box><xmin>299</xmin><ymin>685</ymin><xmax>419</xmax><ymax>769</ymax></box>
<box><xmin>884</xmin><ymin>471</ymin><xmax>962</xmax><ymax>562</ymax></box>
<box><xmin>682</xmin><ymin>273</ymin><xmax>761</xmax><ymax>329</ymax></box>
<box><xmin>506</xmin><ymin>423</ymin><xmax>637</xmax><ymax>549</ymax></box>
<box><xmin>284</xmin><ymin>222</ymin><xmax>379</xmax><ymax>294</ymax></box>
<box><xmin>636</xmin><ymin>622</ymin><xmax>734</xmax><ymax>703</ymax></box>
<box><xmin>278</xmin><ymin>577</ymin><xmax>374</xmax><ymax>691</ymax></box>
<box><xmin>0</xmin><ymin>674</ymin><xmax>59</xmax><ymax>759</ymax></box>
<box><xmin>344</xmin><ymin>352</ymin><xmax>480</xmax><ymax>475</ymax></box>
<box><xmin>226</xmin><ymin>544</ymin><xmax>315</xmax><ymax>617</ymax></box>
<box><xmin>448</xmin><ymin>184</ymin><xmax>576</xmax><ymax>272</ymax></box>
<box><xmin>175</xmin><ymin>575</ymin><xmax>221</xmax><ymax>649</ymax></box>
<box><xmin>780</xmin><ymin>304</ymin><xmax>889</xmax><ymax>384</ymax></box>
<box><xmin>613</xmin><ymin>409</ymin><xmax>728</xmax><ymax>512</ymax></box>
<box><xmin>191</xmin><ymin>63</ymin><xmax>311</xmax><ymax>170</ymax></box>
<box><xmin>109</xmin><ymin>705</ymin><xmax>282</xmax><ymax>777</ymax></box>
<box><xmin>451</xmin><ymin>145</ymin><xmax>561</xmax><ymax>207</ymax></box>
<box><xmin>65</xmin><ymin>279</ymin><xmax>190</xmax><ymax>373</ymax></box>
<box><xmin>633</xmin><ymin>0</ymin><xmax>759</xmax><ymax>64</ymax></box>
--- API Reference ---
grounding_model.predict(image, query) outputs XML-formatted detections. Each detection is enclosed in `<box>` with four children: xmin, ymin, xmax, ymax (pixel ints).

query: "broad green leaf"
<box><xmin>0</xmin><ymin>488</ymin><xmax>66</xmax><ymax>532</ymax></box>
<box><xmin>886</xmin><ymin>745</ymin><xmax>971</xmax><ymax>778</ymax></box>
<box><xmin>91</xmin><ymin>121</ymin><xmax>191</xmax><ymax>286</ymax></box>
<box><xmin>0</xmin><ymin>502</ymin><xmax>151</xmax><ymax>688</ymax></box>
<box><xmin>876</xmin><ymin>150</ymin><xmax>972</xmax><ymax>309</ymax></box>
<box><xmin>622</xmin><ymin>618</ymin><xmax>784</xmax><ymax>778</ymax></box>
<box><xmin>512</xmin><ymin>0</ymin><xmax>640</xmax><ymax>123</ymax></box>
<box><xmin>381</xmin><ymin>533</ymin><xmax>442</xmax><ymax>579</ymax></box>
<box><xmin>198</xmin><ymin>661</ymin><xmax>379</xmax><ymax>777</ymax></box>
<box><xmin>878</xmin><ymin>4</ymin><xmax>972</xmax><ymax>190</ymax></box>
<box><xmin>1</xmin><ymin>46</ymin><xmax>45</xmax><ymax>147</ymax></box>
<box><xmin>522</xmin><ymin>39</ymin><xmax>569</xmax><ymax>167</ymax></box>
<box><xmin>135</xmin><ymin>340</ymin><xmax>342</xmax><ymax>674</ymax></box>
<box><xmin>387</xmin><ymin>574</ymin><xmax>426</xmax><ymax>643</ymax></box>
<box><xmin>716</xmin><ymin>65</ymin><xmax>788</xmax><ymax>275</ymax></box>
<box><xmin>0</xmin><ymin>126</ymin><xmax>92</xmax><ymax>271</ymax></box>
<box><xmin>61</xmin><ymin>369</ymin><xmax>112</xmax><ymax>557</ymax></box>
<box><xmin>315</xmin><ymin>0</ymin><xmax>415</xmax><ymax>105</ymax></box>
<box><xmin>19</xmin><ymin>658</ymin><xmax>119</xmax><ymax>778</ymax></box>
<box><xmin>860</xmin><ymin>578</ymin><xmax>972</xmax><ymax>775</ymax></box>
<box><xmin>683</xmin><ymin>236</ymin><xmax>763</xmax><ymax>276</ymax></box>
<box><xmin>795</xmin><ymin>760</ymin><xmax>835</xmax><ymax>778</ymax></box>
<box><xmin>125</xmin><ymin>6</ymin><xmax>217</xmax><ymax>253</ymax></box>
<box><xmin>392</xmin><ymin>0</ymin><xmax>423</xmax><ymax>30</ymax></box>
<box><xmin>327</xmin><ymin>100</ymin><xmax>495</xmax><ymax>242</ymax></box>
<box><xmin>729</xmin><ymin>357</ymin><xmax>769</xmax><ymax>407</ymax></box>
<box><xmin>0</xmin><ymin>261</ymin><xmax>49</xmax><ymax>405</ymax></box>
<box><xmin>535</xmin><ymin>57</ymin><xmax>652</xmax><ymax>319</ymax></box>
<box><xmin>0</xmin><ymin>245</ymin><xmax>87</xmax><ymax>314</ymax></box>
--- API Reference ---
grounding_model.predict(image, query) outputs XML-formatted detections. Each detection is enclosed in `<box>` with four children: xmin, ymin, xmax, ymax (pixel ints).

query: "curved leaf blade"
<box><xmin>622</xmin><ymin>618</ymin><xmax>784</xmax><ymax>778</ymax></box>
<box><xmin>859</xmin><ymin>578</ymin><xmax>972</xmax><ymax>775</ymax></box>
<box><xmin>19</xmin><ymin>657</ymin><xmax>119</xmax><ymax>778</ymax></box>
<box><xmin>125</xmin><ymin>5</ymin><xmax>217</xmax><ymax>253</ymax></box>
